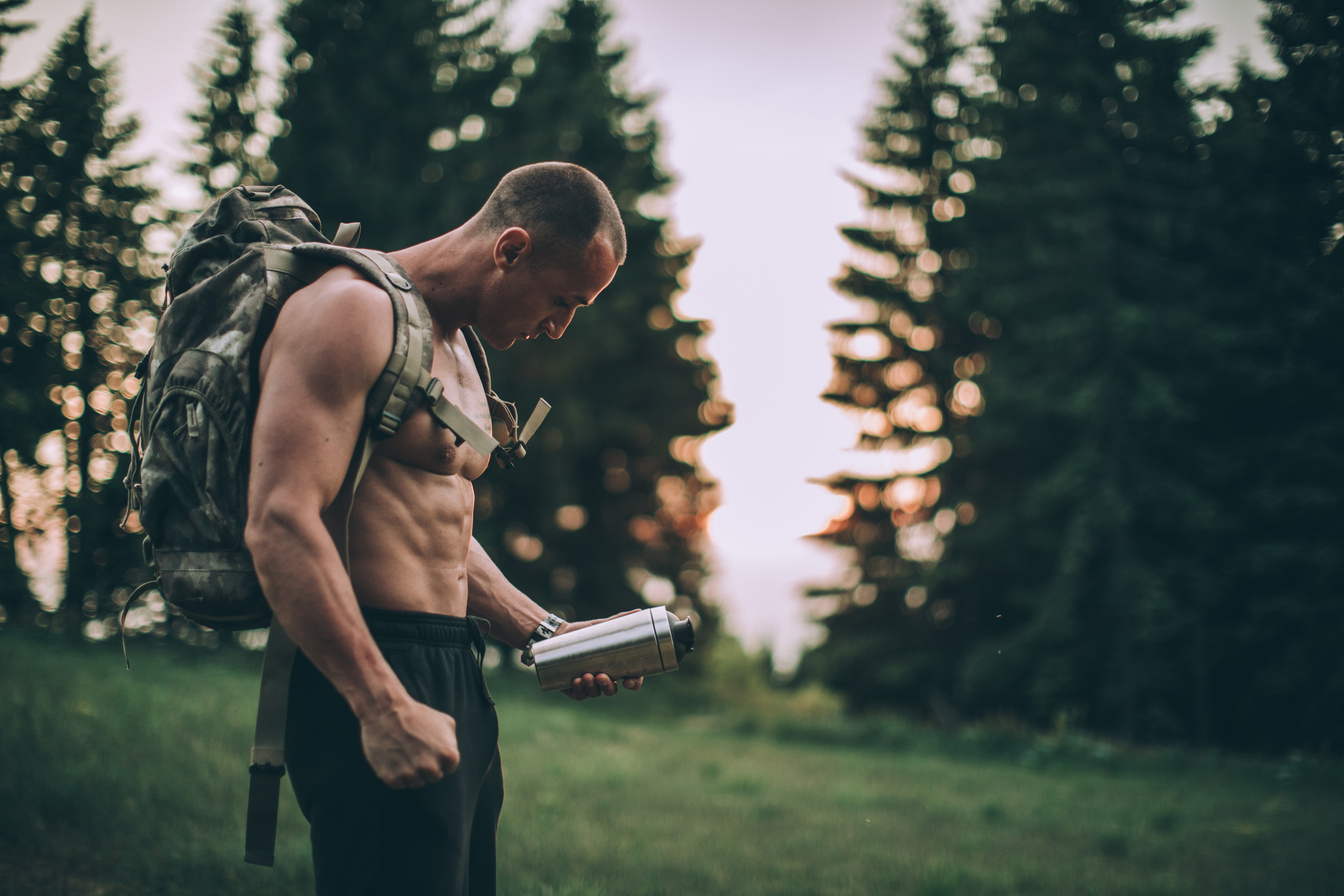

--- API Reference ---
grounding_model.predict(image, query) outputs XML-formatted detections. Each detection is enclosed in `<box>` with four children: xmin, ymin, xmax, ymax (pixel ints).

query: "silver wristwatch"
<box><xmin>520</xmin><ymin>613</ymin><xmax>565</xmax><ymax>666</ymax></box>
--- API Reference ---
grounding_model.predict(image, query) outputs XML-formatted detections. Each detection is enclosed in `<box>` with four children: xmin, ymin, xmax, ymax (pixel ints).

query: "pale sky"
<box><xmin>5</xmin><ymin>0</ymin><xmax>1275</xmax><ymax>667</ymax></box>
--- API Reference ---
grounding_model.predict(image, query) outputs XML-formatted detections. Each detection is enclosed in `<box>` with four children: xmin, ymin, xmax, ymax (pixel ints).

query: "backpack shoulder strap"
<box><xmin>284</xmin><ymin>244</ymin><xmax>518</xmax><ymax>456</ymax></box>
<box><xmin>269</xmin><ymin>243</ymin><xmax>549</xmax><ymax>466</ymax></box>
<box><xmin>243</xmin><ymin>618</ymin><xmax>296</xmax><ymax>866</ymax></box>
<box><xmin>463</xmin><ymin>325</ymin><xmax>521</xmax><ymax>444</ymax></box>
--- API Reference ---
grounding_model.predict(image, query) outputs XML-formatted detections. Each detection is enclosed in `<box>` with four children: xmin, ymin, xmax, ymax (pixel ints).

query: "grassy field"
<box><xmin>1</xmin><ymin>630</ymin><xmax>1340</xmax><ymax>896</ymax></box>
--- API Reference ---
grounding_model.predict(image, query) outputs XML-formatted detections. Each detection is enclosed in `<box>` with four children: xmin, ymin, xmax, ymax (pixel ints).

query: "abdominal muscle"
<box><xmin>325</xmin><ymin>450</ymin><xmax>482</xmax><ymax>617</ymax></box>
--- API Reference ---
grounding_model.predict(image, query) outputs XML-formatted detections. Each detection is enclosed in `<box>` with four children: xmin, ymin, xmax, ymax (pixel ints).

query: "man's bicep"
<box><xmin>248</xmin><ymin>285</ymin><xmax>391</xmax><ymax>516</ymax></box>
<box><xmin>248</xmin><ymin>365</ymin><xmax>364</xmax><ymax>515</ymax></box>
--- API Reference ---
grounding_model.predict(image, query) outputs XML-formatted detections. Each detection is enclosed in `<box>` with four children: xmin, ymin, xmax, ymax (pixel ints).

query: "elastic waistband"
<box><xmin>362</xmin><ymin>607</ymin><xmax>483</xmax><ymax>647</ymax></box>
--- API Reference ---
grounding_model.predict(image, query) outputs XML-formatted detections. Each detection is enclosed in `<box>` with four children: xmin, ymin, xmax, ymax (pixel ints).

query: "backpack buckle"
<box><xmin>493</xmin><ymin>445</ymin><xmax>521</xmax><ymax>469</ymax></box>
<box><xmin>423</xmin><ymin>377</ymin><xmax>444</xmax><ymax>405</ymax></box>
<box><xmin>492</xmin><ymin>398</ymin><xmax>550</xmax><ymax>468</ymax></box>
<box><xmin>376</xmin><ymin>410</ymin><xmax>402</xmax><ymax>438</ymax></box>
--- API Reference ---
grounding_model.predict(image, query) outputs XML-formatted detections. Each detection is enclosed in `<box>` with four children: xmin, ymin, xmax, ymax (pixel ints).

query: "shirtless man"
<box><xmin>243</xmin><ymin>163</ymin><xmax>637</xmax><ymax>895</ymax></box>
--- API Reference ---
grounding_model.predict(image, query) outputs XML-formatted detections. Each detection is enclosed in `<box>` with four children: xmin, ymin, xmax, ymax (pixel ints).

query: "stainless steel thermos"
<box><xmin>530</xmin><ymin>607</ymin><xmax>695</xmax><ymax>692</ymax></box>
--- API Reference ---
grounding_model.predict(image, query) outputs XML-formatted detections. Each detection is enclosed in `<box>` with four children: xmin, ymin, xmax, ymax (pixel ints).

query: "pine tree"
<box><xmin>181</xmin><ymin>0</ymin><xmax>276</xmax><ymax>197</ymax></box>
<box><xmin>1184</xmin><ymin>1</ymin><xmax>1344</xmax><ymax>749</ymax></box>
<box><xmin>801</xmin><ymin>0</ymin><xmax>985</xmax><ymax>713</ymax></box>
<box><xmin>467</xmin><ymin>0</ymin><xmax>728</xmax><ymax>628</ymax></box>
<box><xmin>926</xmin><ymin>0</ymin><xmax>1214</xmax><ymax>740</ymax></box>
<box><xmin>268</xmin><ymin>0</ymin><xmax>512</xmax><ymax>246</ymax></box>
<box><xmin>1262</xmin><ymin>1</ymin><xmax>1344</xmax><ymax>251</ymax></box>
<box><xmin>1249</xmin><ymin>0</ymin><xmax>1344</xmax><ymax>751</ymax></box>
<box><xmin>0</xmin><ymin>11</ymin><xmax>160</xmax><ymax>633</ymax></box>
<box><xmin>0</xmin><ymin>0</ymin><xmax>33</xmax><ymax>615</ymax></box>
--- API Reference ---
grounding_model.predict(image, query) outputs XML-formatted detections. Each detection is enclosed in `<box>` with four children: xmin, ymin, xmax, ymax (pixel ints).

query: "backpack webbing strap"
<box><xmin>357</xmin><ymin>250</ymin><xmax>434</xmax><ymax>440</ymax></box>
<box><xmin>464</xmin><ymin>326</ymin><xmax>520</xmax><ymax>441</ymax></box>
<box><xmin>343</xmin><ymin>427</ymin><xmax>379</xmax><ymax>574</ymax></box>
<box><xmin>424</xmin><ymin>378</ymin><xmax>499</xmax><ymax>458</ymax></box>
<box><xmin>244</xmin><ymin>618</ymin><xmax>297</xmax><ymax>866</ymax></box>
<box><xmin>332</xmin><ymin>222</ymin><xmax>361</xmax><ymax>248</ymax></box>
<box><xmin>262</xmin><ymin>246</ymin><xmax>331</xmax><ymax>290</ymax></box>
<box><xmin>243</xmin><ymin>427</ymin><xmax>379</xmax><ymax>868</ymax></box>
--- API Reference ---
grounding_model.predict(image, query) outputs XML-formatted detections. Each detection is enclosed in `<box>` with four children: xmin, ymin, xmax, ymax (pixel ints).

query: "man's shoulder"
<box><xmin>290</xmin><ymin>264</ymin><xmax>392</xmax><ymax>316</ymax></box>
<box><xmin>263</xmin><ymin>266</ymin><xmax>395</xmax><ymax>390</ymax></box>
<box><xmin>280</xmin><ymin>266</ymin><xmax>393</xmax><ymax>339</ymax></box>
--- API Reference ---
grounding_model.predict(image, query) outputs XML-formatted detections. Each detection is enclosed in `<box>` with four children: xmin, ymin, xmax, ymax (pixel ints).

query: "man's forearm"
<box><xmin>464</xmin><ymin>537</ymin><xmax>550</xmax><ymax>649</ymax></box>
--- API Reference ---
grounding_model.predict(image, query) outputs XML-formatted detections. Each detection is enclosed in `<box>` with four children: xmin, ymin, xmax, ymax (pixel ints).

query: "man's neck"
<box><xmin>388</xmin><ymin>228</ymin><xmax>483</xmax><ymax>335</ymax></box>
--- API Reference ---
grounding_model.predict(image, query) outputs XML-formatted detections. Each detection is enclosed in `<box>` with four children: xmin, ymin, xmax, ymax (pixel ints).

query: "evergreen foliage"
<box><xmin>181</xmin><ymin>0</ymin><xmax>276</xmax><ymax>197</ymax></box>
<box><xmin>928</xmin><ymin>0</ymin><xmax>1215</xmax><ymax>742</ymax></box>
<box><xmin>802</xmin><ymin>0</ymin><xmax>986</xmax><ymax>712</ymax></box>
<box><xmin>804</xmin><ymin>0</ymin><xmax>1341</xmax><ymax>751</ymax></box>
<box><xmin>1261</xmin><ymin>1</ymin><xmax>1344</xmax><ymax>252</ymax></box>
<box><xmin>1182</xmin><ymin>1</ymin><xmax>1344</xmax><ymax>749</ymax></box>
<box><xmin>268</xmin><ymin>0</ymin><xmax>512</xmax><ymax>246</ymax></box>
<box><xmin>0</xmin><ymin>11</ymin><xmax>160</xmax><ymax>632</ymax></box>
<box><xmin>0</xmin><ymin>0</ymin><xmax>32</xmax><ymax>611</ymax></box>
<box><xmin>464</xmin><ymin>0</ymin><xmax>729</xmax><ymax>628</ymax></box>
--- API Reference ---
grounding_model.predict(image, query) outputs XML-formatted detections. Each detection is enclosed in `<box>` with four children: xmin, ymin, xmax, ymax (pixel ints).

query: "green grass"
<box><xmin>2</xmin><ymin>630</ymin><xmax>1341</xmax><ymax>895</ymax></box>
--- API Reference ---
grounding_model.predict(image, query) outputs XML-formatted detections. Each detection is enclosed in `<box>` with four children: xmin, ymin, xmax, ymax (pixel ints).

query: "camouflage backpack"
<box><xmin>123</xmin><ymin>184</ymin><xmax>545</xmax><ymax>631</ymax></box>
<box><xmin>120</xmin><ymin>185</ymin><xmax>550</xmax><ymax>865</ymax></box>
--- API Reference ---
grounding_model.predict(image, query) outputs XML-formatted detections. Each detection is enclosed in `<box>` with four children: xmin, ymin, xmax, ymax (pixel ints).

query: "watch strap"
<box><xmin>520</xmin><ymin>613</ymin><xmax>565</xmax><ymax>666</ymax></box>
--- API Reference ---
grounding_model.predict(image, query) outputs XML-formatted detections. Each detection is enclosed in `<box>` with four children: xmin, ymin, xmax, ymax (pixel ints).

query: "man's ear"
<box><xmin>494</xmin><ymin>227</ymin><xmax>532</xmax><ymax>270</ymax></box>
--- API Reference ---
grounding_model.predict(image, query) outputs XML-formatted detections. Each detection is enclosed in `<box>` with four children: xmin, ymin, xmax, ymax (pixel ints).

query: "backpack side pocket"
<box><xmin>140</xmin><ymin>349</ymin><xmax>269</xmax><ymax>628</ymax></box>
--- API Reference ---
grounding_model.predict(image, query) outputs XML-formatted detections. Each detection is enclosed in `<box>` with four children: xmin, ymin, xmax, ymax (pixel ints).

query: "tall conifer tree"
<box><xmin>1184</xmin><ymin>1</ymin><xmax>1344</xmax><ymax>749</ymax></box>
<box><xmin>802</xmin><ymin>0</ymin><xmax>985</xmax><ymax>712</ymax></box>
<box><xmin>182</xmin><ymin>0</ymin><xmax>276</xmax><ymax>197</ymax></box>
<box><xmin>269</xmin><ymin>0</ymin><xmax>511</xmax><ymax>246</ymax></box>
<box><xmin>926</xmin><ymin>0</ymin><xmax>1212</xmax><ymax>739</ymax></box>
<box><xmin>0</xmin><ymin>11</ymin><xmax>159</xmax><ymax>632</ymax></box>
<box><xmin>468</xmin><ymin>0</ymin><xmax>728</xmax><ymax>627</ymax></box>
<box><xmin>0</xmin><ymin>0</ymin><xmax>33</xmax><ymax>613</ymax></box>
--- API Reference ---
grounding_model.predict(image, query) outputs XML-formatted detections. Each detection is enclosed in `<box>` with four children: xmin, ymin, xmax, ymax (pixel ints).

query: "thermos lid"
<box><xmin>671</xmin><ymin>616</ymin><xmax>695</xmax><ymax>661</ymax></box>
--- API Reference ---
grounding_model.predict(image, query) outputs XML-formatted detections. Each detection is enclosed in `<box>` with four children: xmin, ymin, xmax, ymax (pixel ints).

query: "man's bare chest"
<box><xmin>375</xmin><ymin>334</ymin><xmax>493</xmax><ymax>480</ymax></box>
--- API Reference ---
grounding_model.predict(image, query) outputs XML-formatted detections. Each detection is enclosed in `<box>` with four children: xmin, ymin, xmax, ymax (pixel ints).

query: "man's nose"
<box><xmin>544</xmin><ymin>308</ymin><xmax>576</xmax><ymax>339</ymax></box>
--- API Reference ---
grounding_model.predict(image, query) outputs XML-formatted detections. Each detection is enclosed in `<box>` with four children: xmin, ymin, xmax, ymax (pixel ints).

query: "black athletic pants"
<box><xmin>286</xmin><ymin>609</ymin><xmax>503</xmax><ymax>896</ymax></box>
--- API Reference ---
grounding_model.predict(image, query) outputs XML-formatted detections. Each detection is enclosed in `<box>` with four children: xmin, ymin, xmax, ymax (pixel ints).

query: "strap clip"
<box><xmin>494</xmin><ymin>398</ymin><xmax>550</xmax><ymax>468</ymax></box>
<box><xmin>423</xmin><ymin>377</ymin><xmax>444</xmax><ymax>405</ymax></box>
<box><xmin>376</xmin><ymin>410</ymin><xmax>402</xmax><ymax>438</ymax></box>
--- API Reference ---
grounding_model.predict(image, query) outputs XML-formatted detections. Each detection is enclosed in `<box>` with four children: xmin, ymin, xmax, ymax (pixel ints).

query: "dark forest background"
<box><xmin>1</xmin><ymin>0</ymin><xmax>1339</xmax><ymax>753</ymax></box>
<box><xmin>807</xmin><ymin>0</ymin><xmax>1341</xmax><ymax>753</ymax></box>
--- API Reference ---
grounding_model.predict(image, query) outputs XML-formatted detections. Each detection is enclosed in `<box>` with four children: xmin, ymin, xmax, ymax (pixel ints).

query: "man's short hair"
<box><xmin>477</xmin><ymin>162</ymin><xmax>627</xmax><ymax>267</ymax></box>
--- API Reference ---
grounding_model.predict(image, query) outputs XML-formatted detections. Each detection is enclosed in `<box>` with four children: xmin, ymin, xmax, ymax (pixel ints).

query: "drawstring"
<box><xmin>466</xmin><ymin>616</ymin><xmax>495</xmax><ymax>705</ymax></box>
<box><xmin>466</xmin><ymin>616</ymin><xmax>490</xmax><ymax>673</ymax></box>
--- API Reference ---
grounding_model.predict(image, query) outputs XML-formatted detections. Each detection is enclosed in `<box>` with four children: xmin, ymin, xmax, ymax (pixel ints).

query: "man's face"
<box><xmin>483</xmin><ymin>234</ymin><xmax>620</xmax><ymax>350</ymax></box>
